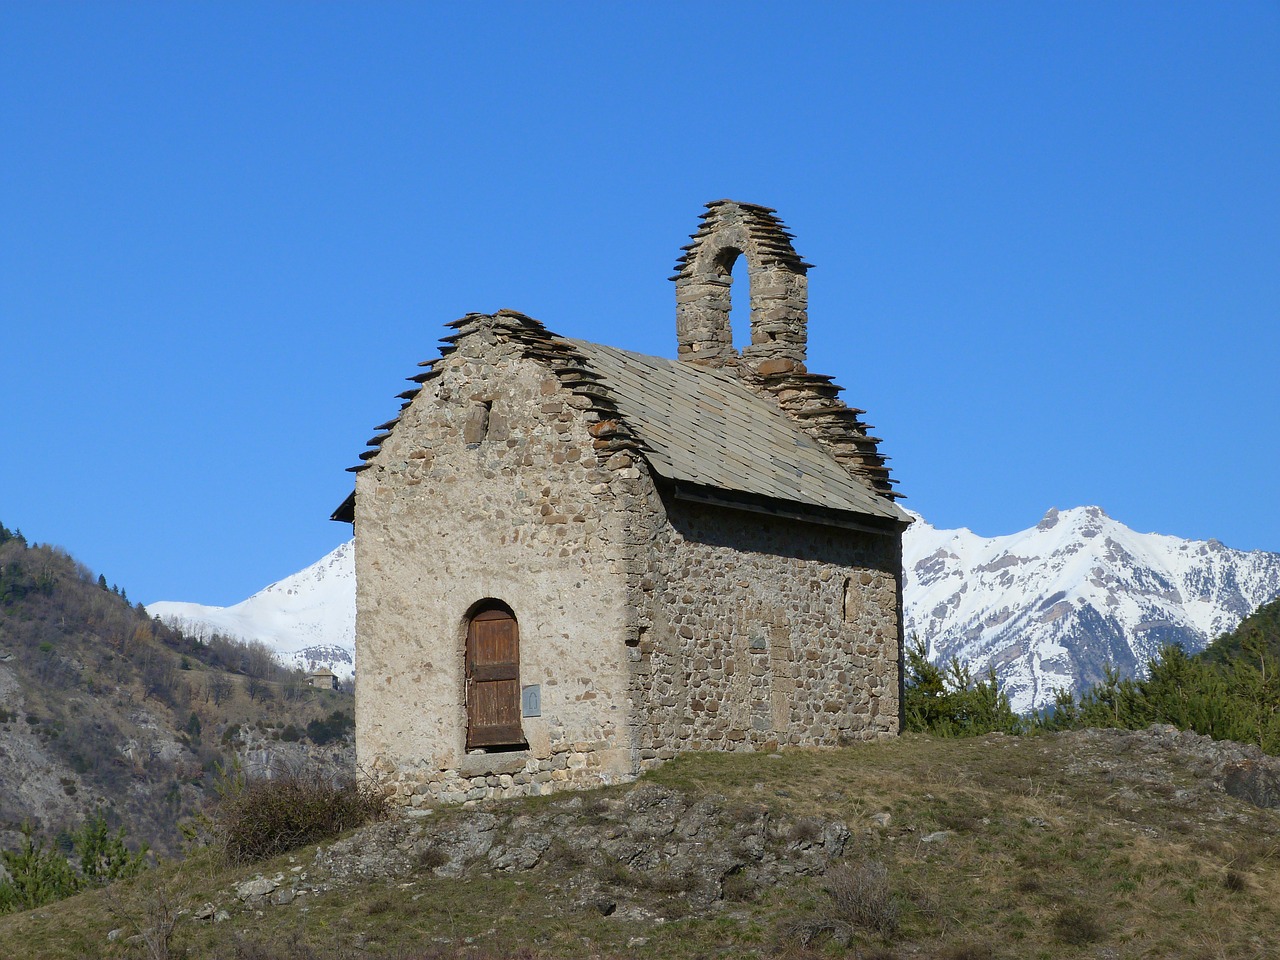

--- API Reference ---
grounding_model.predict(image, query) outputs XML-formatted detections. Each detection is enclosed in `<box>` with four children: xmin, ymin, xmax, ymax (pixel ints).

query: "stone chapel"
<box><xmin>332</xmin><ymin>200</ymin><xmax>911</xmax><ymax>807</ymax></box>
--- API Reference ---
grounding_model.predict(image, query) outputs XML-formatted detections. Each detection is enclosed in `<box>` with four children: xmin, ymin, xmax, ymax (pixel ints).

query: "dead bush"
<box><xmin>1223</xmin><ymin>869</ymin><xmax>1249</xmax><ymax>892</ymax></box>
<box><xmin>212</xmin><ymin>769</ymin><xmax>389</xmax><ymax>864</ymax></box>
<box><xmin>722</xmin><ymin>867</ymin><xmax>761</xmax><ymax>902</ymax></box>
<box><xmin>786</xmin><ymin>859</ymin><xmax>901</xmax><ymax>946</ymax></box>
<box><xmin>416</xmin><ymin>845</ymin><xmax>449</xmax><ymax>872</ymax></box>
<box><xmin>827</xmin><ymin>860</ymin><xmax>900</xmax><ymax>937</ymax></box>
<box><xmin>725</xmin><ymin>801</ymin><xmax>767</xmax><ymax>825</ymax></box>
<box><xmin>642</xmin><ymin>865</ymin><xmax>698</xmax><ymax>894</ymax></box>
<box><xmin>594</xmin><ymin>860</ymin><xmax>634</xmax><ymax>887</ymax></box>
<box><xmin>788</xmin><ymin>818</ymin><xmax>824</xmax><ymax>843</ymax></box>
<box><xmin>1014</xmin><ymin>871</ymin><xmax>1042</xmax><ymax>893</ymax></box>
<box><xmin>542</xmin><ymin>838</ymin><xmax>586</xmax><ymax>871</ymax></box>
<box><xmin>1052</xmin><ymin>903</ymin><xmax>1105</xmax><ymax>945</ymax></box>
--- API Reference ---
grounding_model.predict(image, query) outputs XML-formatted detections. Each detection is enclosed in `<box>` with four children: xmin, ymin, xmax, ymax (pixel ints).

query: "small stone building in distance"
<box><xmin>305</xmin><ymin>667</ymin><xmax>339</xmax><ymax>691</ymax></box>
<box><xmin>332</xmin><ymin>201</ymin><xmax>911</xmax><ymax>807</ymax></box>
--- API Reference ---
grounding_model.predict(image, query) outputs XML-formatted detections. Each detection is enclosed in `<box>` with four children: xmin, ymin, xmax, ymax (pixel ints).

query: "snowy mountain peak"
<box><xmin>1036</xmin><ymin>507</ymin><xmax>1061</xmax><ymax>531</ymax></box>
<box><xmin>147</xmin><ymin>541</ymin><xmax>356</xmax><ymax>679</ymax></box>
<box><xmin>904</xmin><ymin>509</ymin><xmax>1280</xmax><ymax>713</ymax></box>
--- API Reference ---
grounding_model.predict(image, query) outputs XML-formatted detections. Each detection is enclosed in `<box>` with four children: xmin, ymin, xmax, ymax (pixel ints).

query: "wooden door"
<box><xmin>465</xmin><ymin>607</ymin><xmax>523</xmax><ymax>748</ymax></box>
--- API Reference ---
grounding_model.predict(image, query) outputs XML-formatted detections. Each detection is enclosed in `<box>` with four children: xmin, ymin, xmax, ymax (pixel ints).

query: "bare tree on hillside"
<box><xmin>206</xmin><ymin>673</ymin><xmax>233</xmax><ymax>707</ymax></box>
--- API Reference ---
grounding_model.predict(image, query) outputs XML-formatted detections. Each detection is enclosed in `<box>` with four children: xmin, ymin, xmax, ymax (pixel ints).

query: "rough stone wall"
<box><xmin>353</xmin><ymin>327</ymin><xmax>642</xmax><ymax>807</ymax></box>
<box><xmin>629</xmin><ymin>498</ymin><xmax>902</xmax><ymax>766</ymax></box>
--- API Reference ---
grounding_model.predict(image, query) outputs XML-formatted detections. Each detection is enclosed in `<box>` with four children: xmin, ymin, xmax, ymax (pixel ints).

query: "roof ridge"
<box><xmin>334</xmin><ymin>313</ymin><xmax>907</xmax><ymax>527</ymax></box>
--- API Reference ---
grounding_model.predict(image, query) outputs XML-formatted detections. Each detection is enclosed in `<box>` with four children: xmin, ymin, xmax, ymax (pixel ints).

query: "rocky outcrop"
<box><xmin>1064</xmin><ymin>724</ymin><xmax>1280</xmax><ymax>812</ymax></box>
<box><xmin>206</xmin><ymin>782</ymin><xmax>849</xmax><ymax>924</ymax></box>
<box><xmin>120</xmin><ymin>725</ymin><xmax>1280</xmax><ymax>960</ymax></box>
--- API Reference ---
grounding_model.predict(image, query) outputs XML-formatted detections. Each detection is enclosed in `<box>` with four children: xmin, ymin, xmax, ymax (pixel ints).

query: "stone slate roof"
<box><xmin>333</xmin><ymin>310</ymin><xmax>907</xmax><ymax>528</ymax></box>
<box><xmin>566</xmin><ymin>339</ymin><xmax>907</xmax><ymax>525</ymax></box>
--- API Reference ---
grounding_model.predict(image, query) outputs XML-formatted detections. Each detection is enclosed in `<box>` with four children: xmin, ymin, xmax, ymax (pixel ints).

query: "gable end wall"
<box><xmin>353</xmin><ymin>331</ymin><xmax>646</xmax><ymax>806</ymax></box>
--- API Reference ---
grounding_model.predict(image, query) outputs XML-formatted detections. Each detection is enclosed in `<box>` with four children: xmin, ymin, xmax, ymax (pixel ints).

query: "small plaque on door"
<box><xmin>521</xmin><ymin>684</ymin><xmax>542</xmax><ymax>718</ymax></box>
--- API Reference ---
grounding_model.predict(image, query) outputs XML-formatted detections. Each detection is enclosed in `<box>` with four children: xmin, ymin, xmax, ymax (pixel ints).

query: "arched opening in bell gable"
<box><xmin>714</xmin><ymin>246</ymin><xmax>753</xmax><ymax>355</ymax></box>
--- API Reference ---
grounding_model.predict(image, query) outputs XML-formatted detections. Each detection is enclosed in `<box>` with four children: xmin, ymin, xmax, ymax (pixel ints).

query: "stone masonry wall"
<box><xmin>354</xmin><ymin>327</ymin><xmax>643</xmax><ymax>807</ymax></box>
<box><xmin>630</xmin><ymin>498</ymin><xmax>902</xmax><ymax>767</ymax></box>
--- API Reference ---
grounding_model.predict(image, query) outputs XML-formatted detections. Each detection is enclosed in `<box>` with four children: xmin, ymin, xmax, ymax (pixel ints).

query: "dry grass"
<box><xmin>784</xmin><ymin>858</ymin><xmax>901</xmax><ymax>945</ymax></box>
<box><xmin>1</xmin><ymin>732</ymin><xmax>1278</xmax><ymax>959</ymax></box>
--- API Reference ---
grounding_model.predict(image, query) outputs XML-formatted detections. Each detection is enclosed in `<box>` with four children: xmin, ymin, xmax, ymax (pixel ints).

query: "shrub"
<box><xmin>1039</xmin><ymin>599</ymin><xmax>1280</xmax><ymax>754</ymax></box>
<box><xmin>722</xmin><ymin>868</ymin><xmax>761</xmax><ymax>902</ymax></box>
<box><xmin>306</xmin><ymin>710</ymin><xmax>354</xmax><ymax>746</ymax></box>
<box><xmin>788</xmin><ymin>818</ymin><xmax>824</xmax><ymax>843</ymax></box>
<box><xmin>74</xmin><ymin>811</ymin><xmax>148</xmax><ymax>884</ymax></box>
<box><xmin>0</xmin><ymin>826</ymin><xmax>81</xmax><ymax>913</ymax></box>
<box><xmin>0</xmin><ymin>814</ymin><xmax>147</xmax><ymax>914</ymax></box>
<box><xmin>417</xmin><ymin>846</ymin><xmax>449</xmax><ymax>872</ymax></box>
<box><xmin>212</xmin><ymin>769</ymin><xmax>389</xmax><ymax>864</ymax></box>
<box><xmin>825</xmin><ymin>860</ymin><xmax>900</xmax><ymax>937</ymax></box>
<box><xmin>1052</xmin><ymin>904</ymin><xmax>1104</xmax><ymax>945</ymax></box>
<box><xmin>904</xmin><ymin>635</ymin><xmax>1021</xmax><ymax>737</ymax></box>
<box><xmin>786</xmin><ymin>859</ymin><xmax>901</xmax><ymax>946</ymax></box>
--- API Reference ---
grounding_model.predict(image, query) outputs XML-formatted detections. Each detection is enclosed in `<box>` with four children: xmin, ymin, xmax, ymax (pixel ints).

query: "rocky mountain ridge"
<box><xmin>903</xmin><ymin>506</ymin><xmax>1280</xmax><ymax>711</ymax></box>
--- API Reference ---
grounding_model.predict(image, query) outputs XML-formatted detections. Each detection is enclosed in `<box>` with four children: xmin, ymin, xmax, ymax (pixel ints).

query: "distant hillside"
<box><xmin>0</xmin><ymin>522</ymin><xmax>354</xmax><ymax>856</ymax></box>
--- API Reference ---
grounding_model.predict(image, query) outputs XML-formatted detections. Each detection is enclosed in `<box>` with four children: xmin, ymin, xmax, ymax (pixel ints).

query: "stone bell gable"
<box><xmin>672</xmin><ymin>199</ymin><xmax>813</xmax><ymax>370</ymax></box>
<box><xmin>672</xmin><ymin>200</ymin><xmax>899</xmax><ymax>501</ymax></box>
<box><xmin>334</xmin><ymin>201</ymin><xmax>911</xmax><ymax>808</ymax></box>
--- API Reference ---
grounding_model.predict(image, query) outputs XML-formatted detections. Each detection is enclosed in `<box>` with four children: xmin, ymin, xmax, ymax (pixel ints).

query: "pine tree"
<box><xmin>73</xmin><ymin>813</ymin><xmax>148</xmax><ymax>885</ymax></box>
<box><xmin>0</xmin><ymin>815</ymin><xmax>148</xmax><ymax>915</ymax></box>
<box><xmin>904</xmin><ymin>635</ymin><xmax>1021</xmax><ymax>736</ymax></box>
<box><xmin>0</xmin><ymin>826</ymin><xmax>81</xmax><ymax>913</ymax></box>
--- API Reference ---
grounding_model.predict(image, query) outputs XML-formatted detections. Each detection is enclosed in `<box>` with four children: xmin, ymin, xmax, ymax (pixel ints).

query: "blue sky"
<box><xmin>2</xmin><ymin>2</ymin><xmax>1277</xmax><ymax>606</ymax></box>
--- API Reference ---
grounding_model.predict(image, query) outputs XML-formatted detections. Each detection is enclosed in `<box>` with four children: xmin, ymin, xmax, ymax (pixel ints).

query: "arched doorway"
<box><xmin>465</xmin><ymin>603</ymin><xmax>525</xmax><ymax>750</ymax></box>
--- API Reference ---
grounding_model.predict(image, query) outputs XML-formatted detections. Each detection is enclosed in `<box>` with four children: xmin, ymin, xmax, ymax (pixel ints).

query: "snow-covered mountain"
<box><xmin>148</xmin><ymin>506</ymin><xmax>1280</xmax><ymax>712</ymax></box>
<box><xmin>904</xmin><ymin>506</ymin><xmax>1280</xmax><ymax>713</ymax></box>
<box><xmin>148</xmin><ymin>541</ymin><xmax>356</xmax><ymax>679</ymax></box>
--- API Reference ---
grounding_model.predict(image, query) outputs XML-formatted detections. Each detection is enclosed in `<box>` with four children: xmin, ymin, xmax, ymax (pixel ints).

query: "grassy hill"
<box><xmin>4</xmin><ymin>521</ymin><xmax>1278</xmax><ymax>957</ymax></box>
<box><xmin>0</xmin><ymin>521</ymin><xmax>354</xmax><ymax>856</ymax></box>
<box><xmin>1</xmin><ymin>728</ymin><xmax>1277</xmax><ymax>960</ymax></box>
